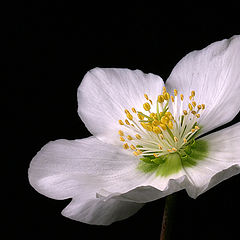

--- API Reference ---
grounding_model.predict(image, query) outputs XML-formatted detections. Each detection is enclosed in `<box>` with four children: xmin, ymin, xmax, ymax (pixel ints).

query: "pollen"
<box><xmin>180</xmin><ymin>94</ymin><xmax>184</xmax><ymax>101</ymax></box>
<box><xmin>153</xmin><ymin>126</ymin><xmax>161</xmax><ymax>134</ymax></box>
<box><xmin>144</xmin><ymin>94</ymin><xmax>149</xmax><ymax>100</ymax></box>
<box><xmin>174</xmin><ymin>89</ymin><xmax>178</xmax><ymax>96</ymax></box>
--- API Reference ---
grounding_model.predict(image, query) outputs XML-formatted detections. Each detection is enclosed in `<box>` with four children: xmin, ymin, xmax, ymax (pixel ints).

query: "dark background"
<box><xmin>6</xmin><ymin>2</ymin><xmax>240</xmax><ymax>240</ymax></box>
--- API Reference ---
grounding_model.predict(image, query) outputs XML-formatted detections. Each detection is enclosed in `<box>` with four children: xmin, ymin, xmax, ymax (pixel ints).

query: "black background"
<box><xmin>6</xmin><ymin>2</ymin><xmax>240</xmax><ymax>240</ymax></box>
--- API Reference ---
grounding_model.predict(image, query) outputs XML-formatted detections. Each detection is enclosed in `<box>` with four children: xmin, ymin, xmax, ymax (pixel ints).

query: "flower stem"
<box><xmin>160</xmin><ymin>193</ymin><xmax>178</xmax><ymax>240</ymax></box>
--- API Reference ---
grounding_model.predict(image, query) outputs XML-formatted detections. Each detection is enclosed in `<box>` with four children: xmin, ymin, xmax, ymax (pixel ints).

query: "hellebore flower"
<box><xmin>29</xmin><ymin>36</ymin><xmax>240</xmax><ymax>225</ymax></box>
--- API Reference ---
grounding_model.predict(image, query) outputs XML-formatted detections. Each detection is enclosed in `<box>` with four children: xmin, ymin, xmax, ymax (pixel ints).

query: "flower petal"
<box><xmin>166</xmin><ymin>35</ymin><xmax>240</xmax><ymax>135</ymax></box>
<box><xmin>28</xmin><ymin>136</ymin><xmax>140</xmax><ymax>200</ymax></box>
<box><xmin>77</xmin><ymin>68</ymin><xmax>164</xmax><ymax>144</ymax></box>
<box><xmin>183</xmin><ymin>123</ymin><xmax>240</xmax><ymax>198</ymax></box>
<box><xmin>28</xmin><ymin>136</ymin><xmax>147</xmax><ymax>224</ymax></box>
<box><xmin>61</xmin><ymin>196</ymin><xmax>143</xmax><ymax>225</ymax></box>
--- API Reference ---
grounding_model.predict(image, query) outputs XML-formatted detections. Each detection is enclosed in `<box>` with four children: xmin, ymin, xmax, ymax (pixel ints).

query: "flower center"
<box><xmin>118</xmin><ymin>87</ymin><xmax>207</xmax><ymax>175</ymax></box>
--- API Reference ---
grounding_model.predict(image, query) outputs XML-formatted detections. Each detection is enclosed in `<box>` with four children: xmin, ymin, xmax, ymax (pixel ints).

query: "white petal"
<box><xmin>183</xmin><ymin>123</ymin><xmax>240</xmax><ymax>198</ymax></box>
<box><xmin>77</xmin><ymin>68</ymin><xmax>164</xmax><ymax>144</ymax></box>
<box><xmin>62</xmin><ymin>196</ymin><xmax>143</xmax><ymax>225</ymax></box>
<box><xmin>28</xmin><ymin>136</ymin><xmax>139</xmax><ymax>200</ymax></box>
<box><xmin>166</xmin><ymin>35</ymin><xmax>240</xmax><ymax>135</ymax></box>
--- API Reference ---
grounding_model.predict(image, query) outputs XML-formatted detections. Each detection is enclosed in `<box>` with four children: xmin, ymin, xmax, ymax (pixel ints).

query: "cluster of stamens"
<box><xmin>118</xmin><ymin>87</ymin><xmax>205</xmax><ymax>159</ymax></box>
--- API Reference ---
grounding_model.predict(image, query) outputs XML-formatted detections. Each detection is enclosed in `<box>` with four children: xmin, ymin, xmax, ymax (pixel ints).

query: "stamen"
<box><xmin>125</xmin><ymin>119</ymin><xmax>130</xmax><ymax>125</ymax></box>
<box><xmin>119</xmin><ymin>120</ymin><xmax>124</xmax><ymax>125</ymax></box>
<box><xmin>123</xmin><ymin>143</ymin><xmax>129</xmax><ymax>149</ymax></box>
<box><xmin>118</xmin><ymin>130</ymin><xmax>124</xmax><ymax>136</ymax></box>
<box><xmin>118</xmin><ymin>90</ymin><xmax>205</xmax><ymax>162</ymax></box>
<box><xmin>132</xmin><ymin>107</ymin><xmax>137</xmax><ymax>113</ymax></box>
<box><xmin>130</xmin><ymin>144</ymin><xmax>136</xmax><ymax>150</ymax></box>
<box><xmin>127</xmin><ymin>135</ymin><xmax>133</xmax><ymax>140</ymax></box>
<box><xmin>143</xmin><ymin>102</ymin><xmax>151</xmax><ymax>111</ymax></box>
<box><xmin>120</xmin><ymin>137</ymin><xmax>125</xmax><ymax>141</ymax></box>
<box><xmin>136</xmin><ymin>134</ymin><xmax>141</xmax><ymax>139</ymax></box>
<box><xmin>158</xmin><ymin>95</ymin><xmax>164</xmax><ymax>103</ymax></box>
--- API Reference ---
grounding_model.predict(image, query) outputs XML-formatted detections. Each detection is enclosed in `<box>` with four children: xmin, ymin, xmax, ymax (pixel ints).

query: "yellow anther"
<box><xmin>120</xmin><ymin>136</ymin><xmax>125</xmax><ymax>142</ymax></box>
<box><xmin>136</xmin><ymin>134</ymin><xmax>142</xmax><ymax>139</ymax></box>
<box><xmin>130</xmin><ymin>144</ymin><xmax>136</xmax><ymax>150</ymax></box>
<box><xmin>163</xmin><ymin>86</ymin><xmax>167</xmax><ymax>93</ymax></box>
<box><xmin>197</xmin><ymin>105</ymin><xmax>202</xmax><ymax>110</ymax></box>
<box><xmin>145</xmin><ymin>124</ymin><xmax>153</xmax><ymax>131</ymax></box>
<box><xmin>118</xmin><ymin>130</ymin><xmax>124</xmax><ymax>136</ymax></box>
<box><xmin>189</xmin><ymin>95</ymin><xmax>193</xmax><ymax>100</ymax></box>
<box><xmin>143</xmin><ymin>102</ymin><xmax>151</xmax><ymax>111</ymax></box>
<box><xmin>192</xmin><ymin>101</ymin><xmax>196</xmax><ymax>107</ymax></box>
<box><xmin>183</xmin><ymin>110</ymin><xmax>188</xmax><ymax>115</ymax></box>
<box><xmin>184</xmin><ymin>138</ymin><xmax>187</xmax><ymax>143</ymax></box>
<box><xmin>191</xmin><ymin>129</ymin><xmax>195</xmax><ymax>133</ymax></box>
<box><xmin>149</xmin><ymin>99</ymin><xmax>153</xmax><ymax>105</ymax></box>
<box><xmin>158</xmin><ymin>144</ymin><xmax>163</xmax><ymax>150</ymax></box>
<box><xmin>144</xmin><ymin>94</ymin><xmax>149</xmax><ymax>100</ymax></box>
<box><xmin>132</xmin><ymin>107</ymin><xmax>136</xmax><ymax>113</ymax></box>
<box><xmin>126</xmin><ymin>113</ymin><xmax>133</xmax><ymax>120</ymax></box>
<box><xmin>195</xmin><ymin>126</ymin><xmax>200</xmax><ymax>130</ymax></box>
<box><xmin>131</xmin><ymin>124</ymin><xmax>135</xmax><ymax>127</ymax></box>
<box><xmin>137</xmin><ymin>113</ymin><xmax>144</xmax><ymax>120</ymax></box>
<box><xmin>150</xmin><ymin>113</ymin><xmax>156</xmax><ymax>118</ymax></box>
<box><xmin>180</xmin><ymin>94</ymin><xmax>184</xmax><ymax>101</ymax></box>
<box><xmin>191</xmin><ymin>90</ymin><xmax>195</xmax><ymax>97</ymax></box>
<box><xmin>167</xmin><ymin>149</ymin><xmax>172</xmax><ymax>153</ymax></box>
<box><xmin>123</xmin><ymin>143</ymin><xmax>129</xmax><ymax>149</ymax></box>
<box><xmin>163</xmin><ymin>92</ymin><xmax>170</xmax><ymax>100</ymax></box>
<box><xmin>125</xmin><ymin>119</ymin><xmax>130</xmax><ymax>125</ymax></box>
<box><xmin>188</xmin><ymin>103</ymin><xmax>193</xmax><ymax>111</ymax></box>
<box><xmin>172</xmin><ymin>147</ymin><xmax>177</xmax><ymax>152</ymax></box>
<box><xmin>196</xmin><ymin>113</ymin><xmax>200</xmax><ymax>118</ymax></box>
<box><xmin>160</xmin><ymin>134</ymin><xmax>164</xmax><ymax>140</ymax></box>
<box><xmin>152</xmin><ymin>120</ymin><xmax>160</xmax><ymax>126</ymax></box>
<box><xmin>140</xmin><ymin>122</ymin><xmax>147</xmax><ymax>129</ymax></box>
<box><xmin>127</xmin><ymin>135</ymin><xmax>133</xmax><ymax>140</ymax></box>
<box><xmin>191</xmin><ymin>110</ymin><xmax>197</xmax><ymax>115</ymax></box>
<box><xmin>174</xmin><ymin>89</ymin><xmax>178</xmax><ymax>96</ymax></box>
<box><xmin>158</xmin><ymin>95</ymin><xmax>165</xmax><ymax>103</ymax></box>
<box><xmin>160</xmin><ymin>117</ymin><xmax>168</xmax><ymax>124</ymax></box>
<box><xmin>125</xmin><ymin>109</ymin><xmax>130</xmax><ymax>114</ymax></box>
<box><xmin>119</xmin><ymin>120</ymin><xmax>124</xmax><ymax>125</ymax></box>
<box><xmin>201</xmin><ymin>104</ymin><xmax>205</xmax><ymax>109</ymax></box>
<box><xmin>137</xmin><ymin>149</ymin><xmax>142</xmax><ymax>155</ymax></box>
<box><xmin>171</xmin><ymin>95</ymin><xmax>174</xmax><ymax>102</ymax></box>
<box><xmin>174</xmin><ymin>136</ymin><xmax>178</xmax><ymax>142</ymax></box>
<box><xmin>165</xmin><ymin>112</ymin><xmax>173</xmax><ymax>120</ymax></box>
<box><xmin>168</xmin><ymin>121</ymin><xmax>173</xmax><ymax>129</ymax></box>
<box><xmin>153</xmin><ymin>126</ymin><xmax>162</xmax><ymax>134</ymax></box>
<box><xmin>133</xmin><ymin>151</ymin><xmax>138</xmax><ymax>156</ymax></box>
<box><xmin>153</xmin><ymin>153</ymin><xmax>158</xmax><ymax>158</ymax></box>
<box><xmin>160</xmin><ymin>123</ymin><xmax>167</xmax><ymax>130</ymax></box>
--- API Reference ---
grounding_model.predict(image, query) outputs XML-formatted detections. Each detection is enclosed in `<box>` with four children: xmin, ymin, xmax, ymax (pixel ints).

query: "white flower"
<box><xmin>29</xmin><ymin>36</ymin><xmax>240</xmax><ymax>225</ymax></box>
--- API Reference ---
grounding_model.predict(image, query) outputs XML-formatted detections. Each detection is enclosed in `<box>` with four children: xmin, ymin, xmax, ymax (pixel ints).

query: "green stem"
<box><xmin>160</xmin><ymin>193</ymin><xmax>178</xmax><ymax>240</ymax></box>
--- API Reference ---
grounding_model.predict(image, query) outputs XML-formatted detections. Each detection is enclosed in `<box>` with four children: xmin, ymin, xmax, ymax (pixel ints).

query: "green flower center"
<box><xmin>118</xmin><ymin>87</ymin><xmax>208</xmax><ymax>176</ymax></box>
